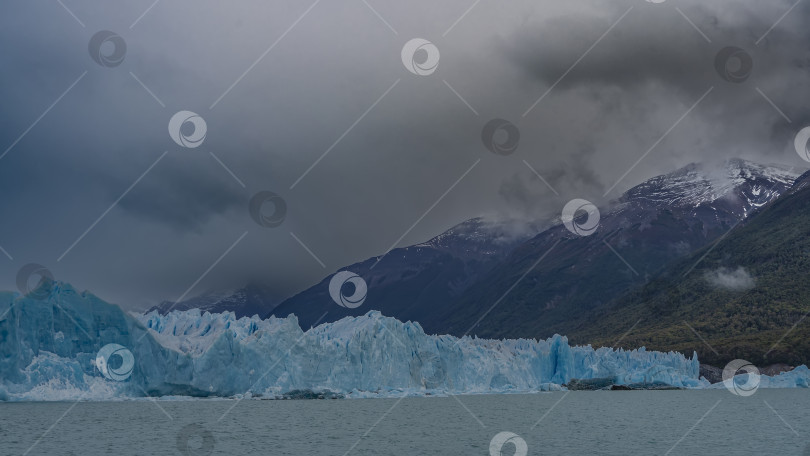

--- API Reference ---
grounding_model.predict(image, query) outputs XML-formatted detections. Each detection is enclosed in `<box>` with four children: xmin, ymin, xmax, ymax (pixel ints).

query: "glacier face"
<box><xmin>0</xmin><ymin>282</ymin><xmax>711</xmax><ymax>400</ymax></box>
<box><xmin>136</xmin><ymin>308</ymin><xmax>706</xmax><ymax>395</ymax></box>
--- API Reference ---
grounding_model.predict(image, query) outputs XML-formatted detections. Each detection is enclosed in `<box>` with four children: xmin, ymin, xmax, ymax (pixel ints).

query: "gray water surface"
<box><xmin>1</xmin><ymin>390</ymin><xmax>808</xmax><ymax>455</ymax></box>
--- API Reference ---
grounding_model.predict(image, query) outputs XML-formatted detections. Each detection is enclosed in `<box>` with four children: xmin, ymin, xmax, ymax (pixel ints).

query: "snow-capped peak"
<box><xmin>621</xmin><ymin>158</ymin><xmax>800</xmax><ymax>209</ymax></box>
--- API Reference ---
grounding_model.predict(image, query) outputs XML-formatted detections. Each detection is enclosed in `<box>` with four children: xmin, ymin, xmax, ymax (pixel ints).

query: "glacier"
<box><xmin>1</xmin><ymin>282</ymin><xmax>804</xmax><ymax>401</ymax></box>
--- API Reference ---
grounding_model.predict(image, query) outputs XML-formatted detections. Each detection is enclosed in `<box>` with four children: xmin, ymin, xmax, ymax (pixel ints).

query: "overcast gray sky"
<box><xmin>0</xmin><ymin>0</ymin><xmax>808</xmax><ymax>309</ymax></box>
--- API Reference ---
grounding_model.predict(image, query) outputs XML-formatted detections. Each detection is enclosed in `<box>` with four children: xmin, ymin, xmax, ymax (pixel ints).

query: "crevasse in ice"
<box><xmin>0</xmin><ymin>281</ymin><xmax>743</xmax><ymax>401</ymax></box>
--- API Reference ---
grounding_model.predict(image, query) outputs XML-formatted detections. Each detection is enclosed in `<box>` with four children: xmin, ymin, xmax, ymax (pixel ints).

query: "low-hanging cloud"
<box><xmin>705</xmin><ymin>266</ymin><xmax>756</xmax><ymax>291</ymax></box>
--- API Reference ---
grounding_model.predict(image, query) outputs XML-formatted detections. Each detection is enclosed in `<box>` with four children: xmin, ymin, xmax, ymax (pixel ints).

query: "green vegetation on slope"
<box><xmin>568</xmin><ymin>179</ymin><xmax>810</xmax><ymax>366</ymax></box>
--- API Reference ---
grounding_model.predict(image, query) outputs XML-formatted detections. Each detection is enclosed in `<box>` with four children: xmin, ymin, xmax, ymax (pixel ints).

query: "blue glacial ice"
<box><xmin>0</xmin><ymin>282</ymin><xmax>803</xmax><ymax>401</ymax></box>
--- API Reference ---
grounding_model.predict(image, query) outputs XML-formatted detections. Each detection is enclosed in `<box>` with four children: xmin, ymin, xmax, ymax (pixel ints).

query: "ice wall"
<box><xmin>0</xmin><ymin>282</ymin><xmax>704</xmax><ymax>400</ymax></box>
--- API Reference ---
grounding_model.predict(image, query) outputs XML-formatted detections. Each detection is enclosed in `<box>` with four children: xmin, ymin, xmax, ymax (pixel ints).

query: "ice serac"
<box><xmin>126</xmin><ymin>310</ymin><xmax>707</xmax><ymax>394</ymax></box>
<box><xmin>0</xmin><ymin>283</ymin><xmax>708</xmax><ymax>400</ymax></box>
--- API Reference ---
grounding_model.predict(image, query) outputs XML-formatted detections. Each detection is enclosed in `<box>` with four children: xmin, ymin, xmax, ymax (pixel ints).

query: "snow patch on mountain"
<box><xmin>621</xmin><ymin>159</ymin><xmax>798</xmax><ymax>210</ymax></box>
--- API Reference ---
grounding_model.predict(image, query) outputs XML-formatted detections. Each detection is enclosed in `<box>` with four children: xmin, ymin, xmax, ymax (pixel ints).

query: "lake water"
<box><xmin>1</xmin><ymin>390</ymin><xmax>808</xmax><ymax>455</ymax></box>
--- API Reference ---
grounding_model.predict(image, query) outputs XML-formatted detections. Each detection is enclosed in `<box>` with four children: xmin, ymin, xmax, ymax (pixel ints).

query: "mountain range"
<box><xmin>570</xmin><ymin>169</ymin><xmax>810</xmax><ymax>366</ymax></box>
<box><xmin>149</xmin><ymin>158</ymin><xmax>809</xmax><ymax>365</ymax></box>
<box><xmin>146</xmin><ymin>282</ymin><xmax>282</xmax><ymax>319</ymax></box>
<box><xmin>437</xmin><ymin>159</ymin><xmax>799</xmax><ymax>340</ymax></box>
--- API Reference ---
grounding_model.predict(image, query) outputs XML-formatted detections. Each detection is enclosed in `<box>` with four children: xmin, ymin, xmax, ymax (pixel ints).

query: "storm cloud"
<box><xmin>0</xmin><ymin>0</ymin><xmax>807</xmax><ymax>308</ymax></box>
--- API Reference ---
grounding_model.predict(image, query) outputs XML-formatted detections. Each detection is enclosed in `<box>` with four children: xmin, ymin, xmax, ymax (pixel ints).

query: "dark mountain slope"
<box><xmin>268</xmin><ymin>218</ymin><xmax>535</xmax><ymax>329</ymax></box>
<box><xmin>568</xmin><ymin>171</ymin><xmax>810</xmax><ymax>366</ymax></box>
<box><xmin>435</xmin><ymin>160</ymin><xmax>799</xmax><ymax>339</ymax></box>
